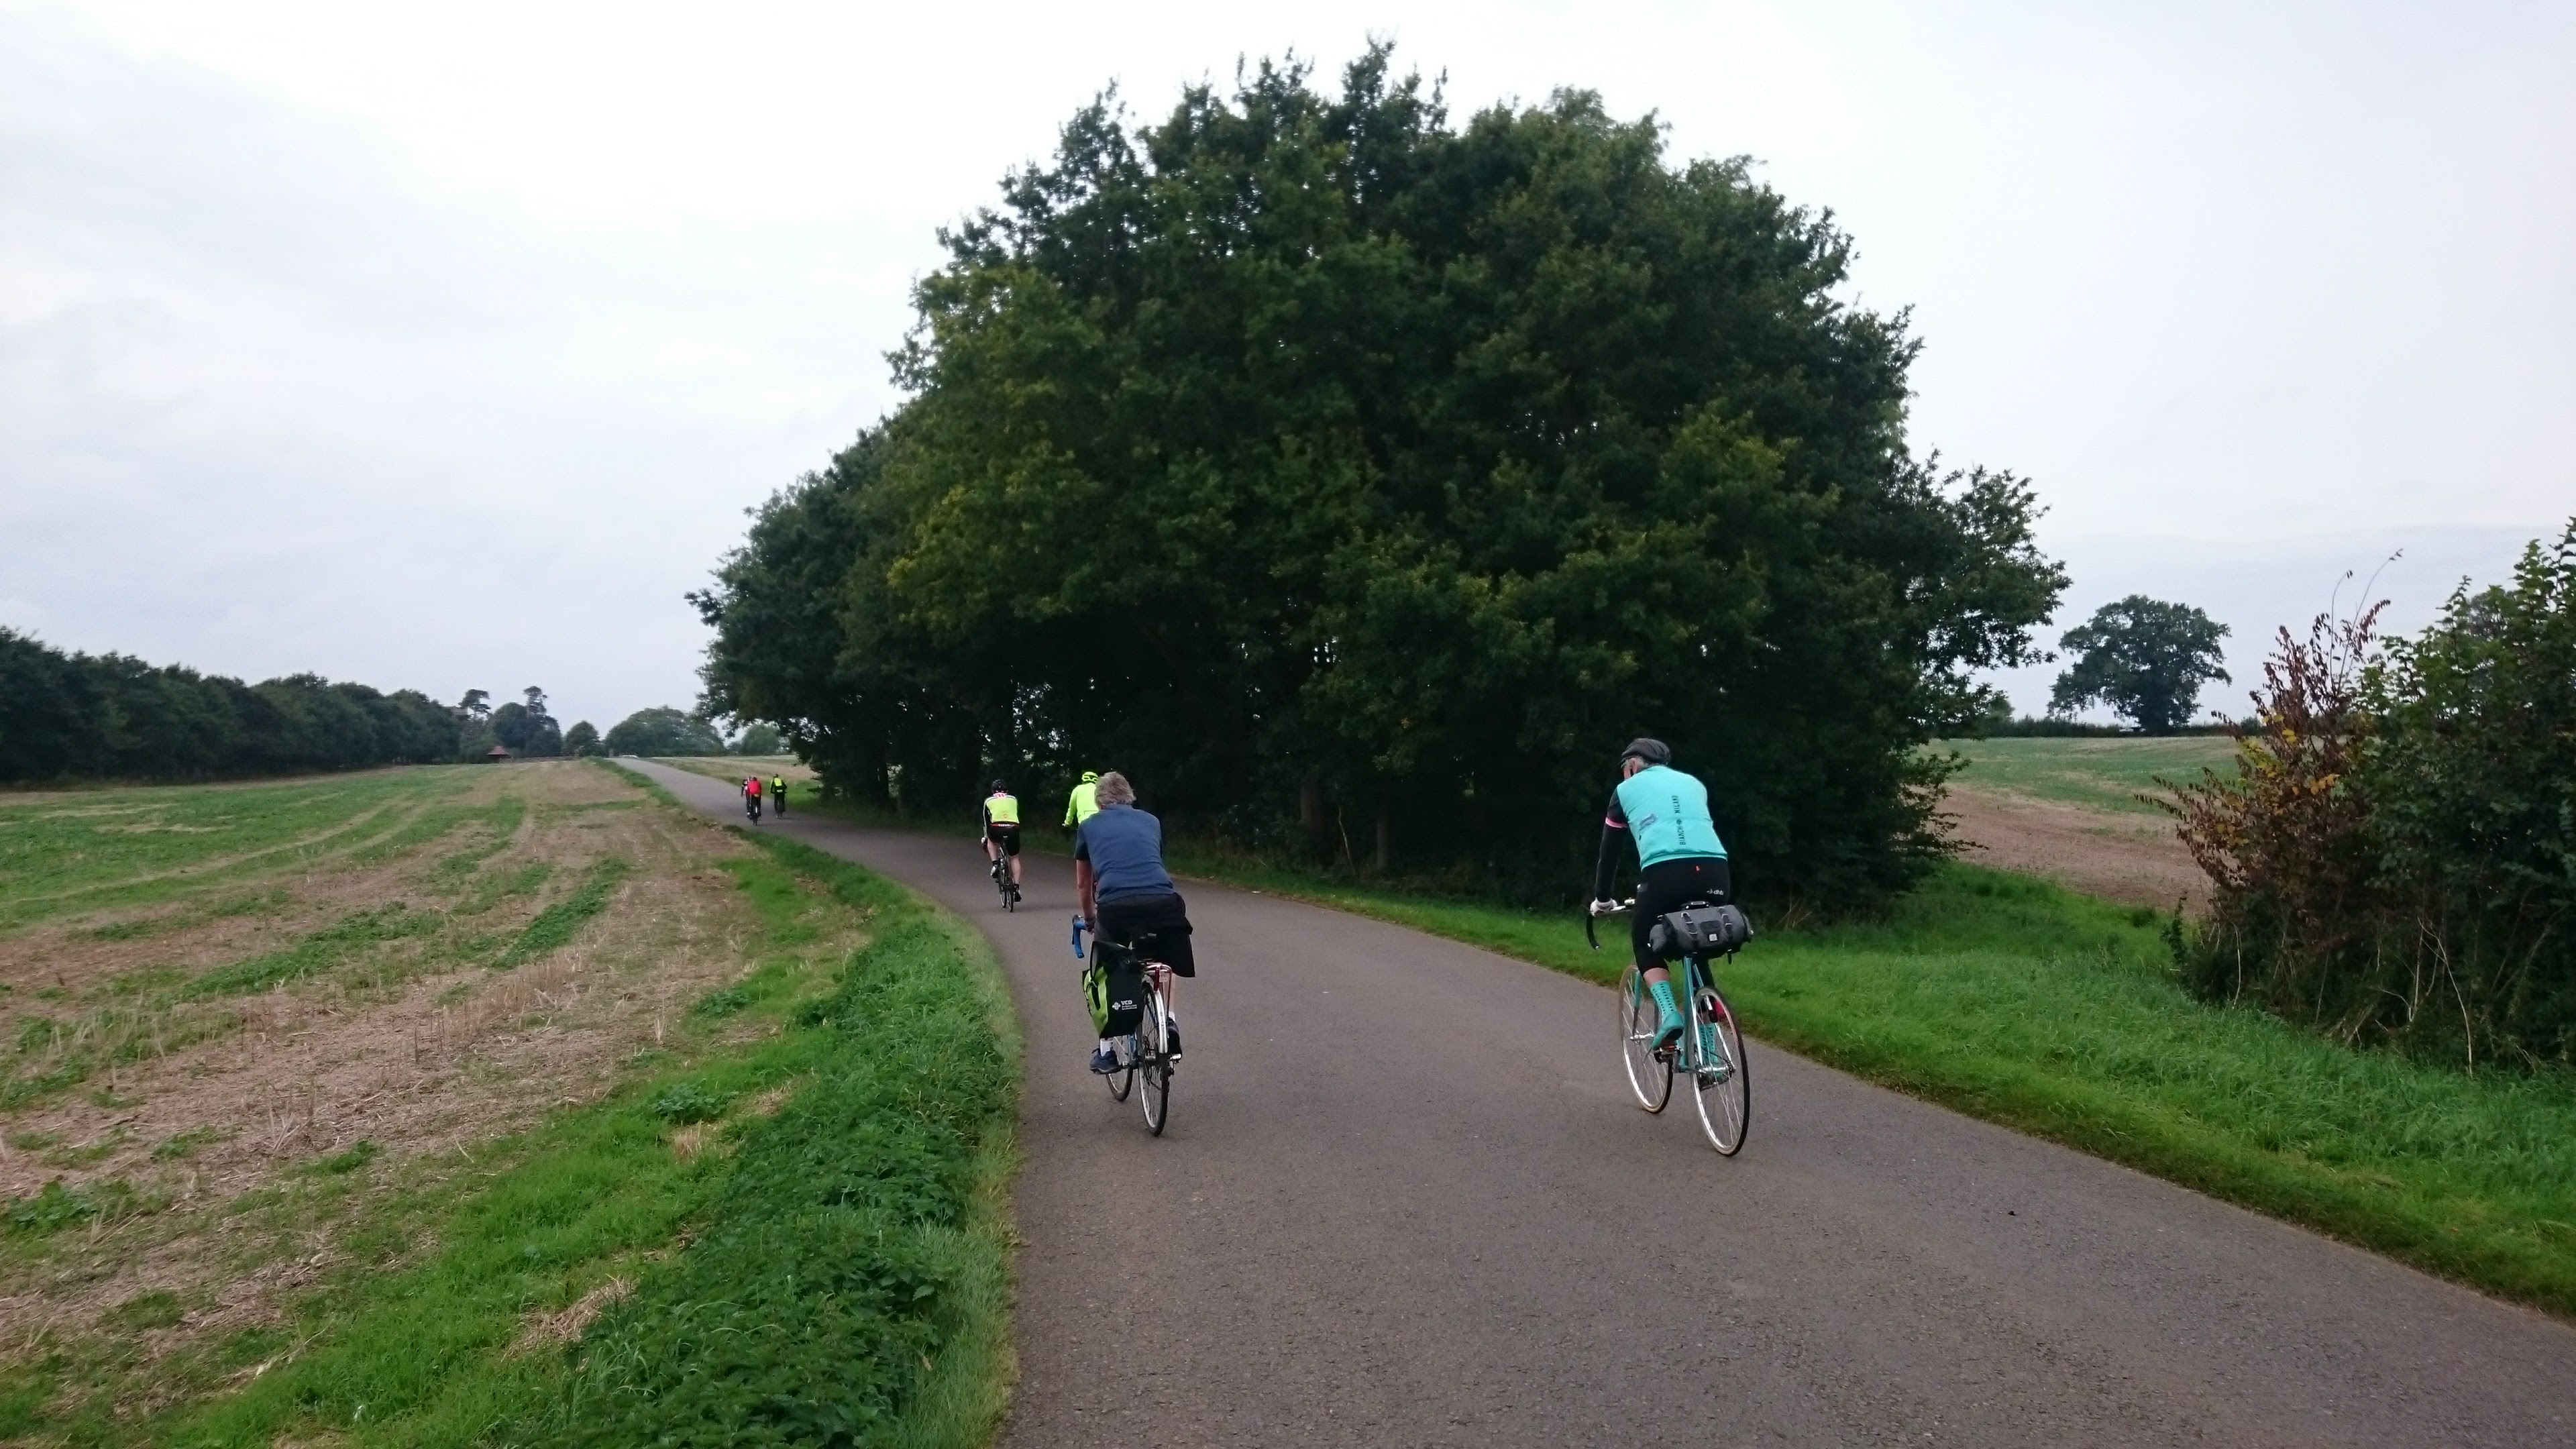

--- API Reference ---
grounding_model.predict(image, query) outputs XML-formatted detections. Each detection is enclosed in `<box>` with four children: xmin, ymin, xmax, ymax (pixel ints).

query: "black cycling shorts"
<box><xmin>1633</xmin><ymin>856</ymin><xmax>1730</xmax><ymax>972</ymax></box>
<box><xmin>1099</xmin><ymin>890</ymin><xmax>1195</xmax><ymax>977</ymax></box>
<box><xmin>985</xmin><ymin>822</ymin><xmax>1022</xmax><ymax>856</ymax></box>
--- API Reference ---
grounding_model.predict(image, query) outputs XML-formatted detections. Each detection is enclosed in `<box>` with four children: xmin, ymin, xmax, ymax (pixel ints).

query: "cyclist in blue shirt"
<box><xmin>1591</xmin><ymin>737</ymin><xmax>1730</xmax><ymax>1051</ymax></box>
<box><xmin>1073</xmin><ymin>771</ymin><xmax>1195</xmax><ymax>1074</ymax></box>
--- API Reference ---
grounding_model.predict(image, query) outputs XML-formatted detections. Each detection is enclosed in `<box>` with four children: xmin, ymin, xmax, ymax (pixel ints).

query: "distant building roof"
<box><xmin>486</xmin><ymin>745</ymin><xmax>513</xmax><ymax>759</ymax></box>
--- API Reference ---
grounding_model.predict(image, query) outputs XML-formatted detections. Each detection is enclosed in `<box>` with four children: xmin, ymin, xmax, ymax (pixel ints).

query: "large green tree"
<box><xmin>2050</xmin><ymin>596</ymin><xmax>2231</xmax><ymax>735</ymax></box>
<box><xmin>696</xmin><ymin>49</ymin><xmax>2063</xmax><ymax>902</ymax></box>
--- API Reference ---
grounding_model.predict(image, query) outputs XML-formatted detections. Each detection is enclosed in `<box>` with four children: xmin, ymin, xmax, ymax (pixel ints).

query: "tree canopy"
<box><xmin>695</xmin><ymin>49</ymin><xmax>2063</xmax><ymax>904</ymax></box>
<box><xmin>2051</xmin><ymin>596</ymin><xmax>2231</xmax><ymax>735</ymax></box>
<box><xmin>606</xmin><ymin>707</ymin><xmax>727</xmax><ymax>757</ymax></box>
<box><xmin>491</xmin><ymin>686</ymin><xmax>564</xmax><ymax>757</ymax></box>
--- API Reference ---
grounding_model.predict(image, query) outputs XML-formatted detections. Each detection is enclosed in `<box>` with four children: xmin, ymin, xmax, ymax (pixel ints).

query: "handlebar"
<box><xmin>1583</xmin><ymin>897</ymin><xmax>1635</xmax><ymax>951</ymax></box>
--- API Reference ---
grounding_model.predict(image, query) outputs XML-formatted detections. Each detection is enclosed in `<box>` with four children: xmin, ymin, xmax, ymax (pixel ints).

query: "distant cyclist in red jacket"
<box><xmin>742</xmin><ymin>774</ymin><xmax>763</xmax><ymax>824</ymax></box>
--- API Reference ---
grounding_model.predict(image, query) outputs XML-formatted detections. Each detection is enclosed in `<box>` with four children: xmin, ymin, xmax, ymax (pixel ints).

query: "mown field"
<box><xmin>1934</xmin><ymin>735</ymin><xmax>2237</xmax><ymax>815</ymax></box>
<box><xmin>802</xmin><ymin>748</ymin><xmax>2576</xmax><ymax>1318</ymax></box>
<box><xmin>0</xmin><ymin>761</ymin><xmax>1016</xmax><ymax>1445</ymax></box>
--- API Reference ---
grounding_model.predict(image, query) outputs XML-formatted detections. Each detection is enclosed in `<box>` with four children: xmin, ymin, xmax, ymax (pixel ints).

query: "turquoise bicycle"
<box><xmin>1591</xmin><ymin>898</ymin><xmax>1753</xmax><ymax>1154</ymax></box>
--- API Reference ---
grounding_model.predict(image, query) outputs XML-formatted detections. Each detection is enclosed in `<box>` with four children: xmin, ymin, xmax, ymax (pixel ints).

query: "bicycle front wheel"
<box><xmin>1619</xmin><ymin>964</ymin><xmax>1672</xmax><ymax>1112</ymax></box>
<box><xmin>1688</xmin><ymin>975</ymin><xmax>1750</xmax><ymax>1155</ymax></box>
<box><xmin>1138</xmin><ymin>995</ymin><xmax>1172</xmax><ymax>1136</ymax></box>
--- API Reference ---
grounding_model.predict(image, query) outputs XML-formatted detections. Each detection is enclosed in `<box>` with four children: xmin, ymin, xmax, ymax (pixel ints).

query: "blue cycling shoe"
<box><xmin>1654</xmin><ymin>1010</ymin><xmax>1686</xmax><ymax>1053</ymax></box>
<box><xmin>1087</xmin><ymin>1045</ymin><xmax>1120</xmax><ymax>1075</ymax></box>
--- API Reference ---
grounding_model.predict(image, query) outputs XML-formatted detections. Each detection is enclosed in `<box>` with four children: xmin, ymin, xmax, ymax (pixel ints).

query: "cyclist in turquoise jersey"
<box><xmin>1591</xmin><ymin>737</ymin><xmax>1730</xmax><ymax>1051</ymax></box>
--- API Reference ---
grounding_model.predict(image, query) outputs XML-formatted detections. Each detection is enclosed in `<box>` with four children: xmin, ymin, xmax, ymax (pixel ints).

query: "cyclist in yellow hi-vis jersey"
<box><xmin>1062</xmin><ymin>770</ymin><xmax>1102</xmax><ymax>830</ymax></box>
<box><xmin>982</xmin><ymin>780</ymin><xmax>1024</xmax><ymax>903</ymax></box>
<box><xmin>770</xmin><ymin>775</ymin><xmax>787</xmax><ymax>817</ymax></box>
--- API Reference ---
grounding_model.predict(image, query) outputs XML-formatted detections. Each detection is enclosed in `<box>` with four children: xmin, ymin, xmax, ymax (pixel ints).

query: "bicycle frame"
<box><xmin>1601</xmin><ymin>896</ymin><xmax>1750</xmax><ymax>1152</ymax></box>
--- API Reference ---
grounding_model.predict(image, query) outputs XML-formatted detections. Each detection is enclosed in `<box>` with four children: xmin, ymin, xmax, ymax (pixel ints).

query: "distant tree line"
<box><xmin>1</xmin><ymin>627</ymin><xmax>460</xmax><ymax>782</ymax></box>
<box><xmin>2166</xmin><ymin>521</ymin><xmax>2576</xmax><ymax>1067</ymax></box>
<box><xmin>693</xmin><ymin>50</ymin><xmax>2064</xmax><ymax>906</ymax></box>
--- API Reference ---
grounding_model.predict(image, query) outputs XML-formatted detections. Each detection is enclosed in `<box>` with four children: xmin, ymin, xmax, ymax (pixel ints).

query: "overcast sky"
<box><xmin>4</xmin><ymin>1</ymin><xmax>2569</xmax><ymax>731</ymax></box>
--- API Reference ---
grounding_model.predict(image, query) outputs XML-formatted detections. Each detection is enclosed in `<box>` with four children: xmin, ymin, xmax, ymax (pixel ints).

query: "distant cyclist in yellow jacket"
<box><xmin>1063</xmin><ymin>770</ymin><xmax>1102</xmax><ymax>830</ymax></box>
<box><xmin>770</xmin><ymin>775</ymin><xmax>788</xmax><ymax>817</ymax></box>
<box><xmin>982</xmin><ymin>780</ymin><xmax>1023</xmax><ymax>902</ymax></box>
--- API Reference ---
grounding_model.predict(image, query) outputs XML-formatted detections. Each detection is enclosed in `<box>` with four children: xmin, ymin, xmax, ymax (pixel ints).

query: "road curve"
<box><xmin>626</xmin><ymin>761</ymin><xmax>2576</xmax><ymax>1447</ymax></box>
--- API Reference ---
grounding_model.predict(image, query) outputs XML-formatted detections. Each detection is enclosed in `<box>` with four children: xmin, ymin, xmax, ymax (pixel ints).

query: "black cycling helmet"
<box><xmin>1619</xmin><ymin>737</ymin><xmax>1671</xmax><ymax>768</ymax></box>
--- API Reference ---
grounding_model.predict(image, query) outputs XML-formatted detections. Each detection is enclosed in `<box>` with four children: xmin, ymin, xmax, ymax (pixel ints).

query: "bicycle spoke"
<box><xmin>1690</xmin><ymin>977</ymin><xmax>1750</xmax><ymax>1155</ymax></box>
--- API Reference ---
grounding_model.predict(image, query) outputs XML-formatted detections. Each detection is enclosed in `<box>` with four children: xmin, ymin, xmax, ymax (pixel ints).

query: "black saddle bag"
<box><xmin>1647</xmin><ymin>903</ymin><xmax>1754</xmax><ymax>960</ymax></box>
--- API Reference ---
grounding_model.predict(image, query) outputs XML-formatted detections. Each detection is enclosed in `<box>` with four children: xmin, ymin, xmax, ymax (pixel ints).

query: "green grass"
<box><xmin>5</xmin><ymin>771</ymin><xmax>1019</xmax><ymax>1447</ymax></box>
<box><xmin>1933</xmin><ymin>735</ymin><xmax>2237</xmax><ymax>815</ymax></box>
<box><xmin>0</xmin><ymin>769</ymin><xmax>488</xmax><ymax>930</ymax></box>
<box><xmin>494</xmin><ymin>857</ymin><xmax>630</xmax><ymax>968</ymax></box>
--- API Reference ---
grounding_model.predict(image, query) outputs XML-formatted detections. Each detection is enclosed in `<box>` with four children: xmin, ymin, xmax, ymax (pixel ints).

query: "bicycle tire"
<box><xmin>1688</xmin><ymin>970</ymin><xmax>1750</xmax><ymax>1155</ymax></box>
<box><xmin>1138</xmin><ymin>994</ymin><xmax>1171</xmax><ymax>1136</ymax></box>
<box><xmin>1105</xmin><ymin>1038</ymin><xmax>1135</xmax><ymax>1102</ymax></box>
<box><xmin>1618</xmin><ymin>964</ymin><xmax>1672</xmax><ymax>1112</ymax></box>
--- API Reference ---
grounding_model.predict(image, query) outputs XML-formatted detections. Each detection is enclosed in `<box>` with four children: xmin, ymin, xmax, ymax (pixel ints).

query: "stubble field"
<box><xmin>0</xmin><ymin>761</ymin><xmax>1015</xmax><ymax>1446</ymax></box>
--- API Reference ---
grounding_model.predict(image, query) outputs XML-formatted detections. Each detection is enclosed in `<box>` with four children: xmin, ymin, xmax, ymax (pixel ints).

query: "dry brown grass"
<box><xmin>0</xmin><ymin>761</ymin><xmax>799</xmax><ymax>1403</ymax></box>
<box><xmin>506</xmin><ymin>1275</ymin><xmax>634</xmax><ymax>1356</ymax></box>
<box><xmin>1943</xmin><ymin>780</ymin><xmax>2207</xmax><ymax>912</ymax></box>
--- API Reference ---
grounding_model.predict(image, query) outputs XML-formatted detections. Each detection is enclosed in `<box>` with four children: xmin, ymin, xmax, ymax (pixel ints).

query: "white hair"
<box><xmin>1093</xmin><ymin>771</ymin><xmax>1135</xmax><ymax>806</ymax></box>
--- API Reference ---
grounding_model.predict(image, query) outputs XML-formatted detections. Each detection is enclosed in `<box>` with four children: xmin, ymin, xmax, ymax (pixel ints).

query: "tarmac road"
<box><xmin>629</xmin><ymin>761</ymin><xmax>2576</xmax><ymax>1447</ymax></box>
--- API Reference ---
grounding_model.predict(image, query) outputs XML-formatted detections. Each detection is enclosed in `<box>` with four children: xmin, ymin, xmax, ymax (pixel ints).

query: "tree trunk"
<box><xmin>1374</xmin><ymin>804</ymin><xmax>1393</xmax><ymax>874</ymax></box>
<box><xmin>1300</xmin><ymin>774</ymin><xmax>1325</xmax><ymax>837</ymax></box>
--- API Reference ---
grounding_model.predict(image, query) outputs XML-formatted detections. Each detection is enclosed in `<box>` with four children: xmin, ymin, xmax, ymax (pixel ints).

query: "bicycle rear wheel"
<box><xmin>1105</xmin><ymin>1038</ymin><xmax>1135</xmax><ymax>1101</ymax></box>
<box><xmin>1137</xmin><ymin>994</ymin><xmax>1172</xmax><ymax>1136</ymax></box>
<box><xmin>1688</xmin><ymin>973</ymin><xmax>1750</xmax><ymax>1155</ymax></box>
<box><xmin>1618</xmin><ymin>964</ymin><xmax>1672</xmax><ymax>1112</ymax></box>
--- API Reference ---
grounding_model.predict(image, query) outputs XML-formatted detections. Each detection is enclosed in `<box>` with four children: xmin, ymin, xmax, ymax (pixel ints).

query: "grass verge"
<box><xmin>88</xmin><ymin>774</ymin><xmax>1020</xmax><ymax>1446</ymax></box>
<box><xmin>801</xmin><ymin>790</ymin><xmax>2576</xmax><ymax>1318</ymax></box>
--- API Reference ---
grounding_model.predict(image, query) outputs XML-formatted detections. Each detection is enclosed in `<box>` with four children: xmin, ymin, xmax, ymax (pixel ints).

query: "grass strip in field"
<box><xmin>183</xmin><ymin>904</ymin><xmax>443</xmax><ymax>998</ymax></box>
<box><xmin>494</xmin><ymin>857</ymin><xmax>629</xmax><ymax>969</ymax></box>
<box><xmin>139</xmin><ymin>773</ymin><xmax>1018</xmax><ymax>1448</ymax></box>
